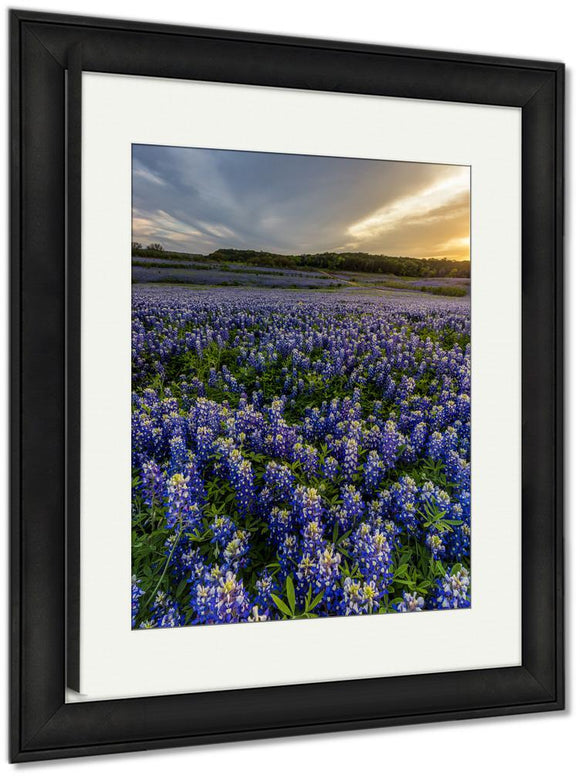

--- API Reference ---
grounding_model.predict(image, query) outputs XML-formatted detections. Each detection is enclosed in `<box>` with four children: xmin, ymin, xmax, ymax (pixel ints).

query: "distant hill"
<box><xmin>131</xmin><ymin>245</ymin><xmax>470</xmax><ymax>278</ymax></box>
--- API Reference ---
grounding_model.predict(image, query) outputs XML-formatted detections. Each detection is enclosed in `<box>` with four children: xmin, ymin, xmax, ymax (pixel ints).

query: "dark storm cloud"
<box><xmin>132</xmin><ymin>145</ymin><xmax>470</xmax><ymax>260</ymax></box>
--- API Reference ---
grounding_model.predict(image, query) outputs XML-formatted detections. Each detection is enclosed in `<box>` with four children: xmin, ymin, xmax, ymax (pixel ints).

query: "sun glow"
<box><xmin>346</xmin><ymin>168</ymin><xmax>470</xmax><ymax>260</ymax></box>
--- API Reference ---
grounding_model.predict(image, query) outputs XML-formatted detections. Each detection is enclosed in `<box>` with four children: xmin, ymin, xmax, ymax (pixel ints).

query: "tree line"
<box><xmin>131</xmin><ymin>243</ymin><xmax>470</xmax><ymax>278</ymax></box>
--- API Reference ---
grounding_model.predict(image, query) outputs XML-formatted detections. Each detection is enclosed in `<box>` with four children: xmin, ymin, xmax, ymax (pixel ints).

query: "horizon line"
<box><xmin>131</xmin><ymin>244</ymin><xmax>471</xmax><ymax>264</ymax></box>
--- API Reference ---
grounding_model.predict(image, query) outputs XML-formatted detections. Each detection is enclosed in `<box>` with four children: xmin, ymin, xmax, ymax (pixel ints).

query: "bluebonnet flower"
<box><xmin>328</xmin><ymin>504</ymin><xmax>350</xmax><ymax>535</ymax></box>
<box><xmin>341</xmin><ymin>577</ymin><xmax>382</xmax><ymax>615</ymax></box>
<box><xmin>427</xmin><ymin>486</ymin><xmax>452</xmax><ymax>521</ymax></box>
<box><xmin>214</xmin><ymin>571</ymin><xmax>252</xmax><ymax>622</ymax></box>
<box><xmin>444</xmin><ymin>450</ymin><xmax>471</xmax><ymax>490</ymax></box>
<box><xmin>168</xmin><ymin>435</ymin><xmax>188</xmax><ymax>474</ymax></box>
<box><xmin>426</xmin><ymin>532</ymin><xmax>446</xmax><ymax>560</ymax></box>
<box><xmin>194</xmin><ymin>425</ymin><xmax>214</xmax><ymax>465</ymax></box>
<box><xmin>269</xmin><ymin>507</ymin><xmax>294</xmax><ymax>545</ymax></box>
<box><xmin>278</xmin><ymin>533</ymin><xmax>298</xmax><ymax>575</ymax></box>
<box><xmin>223</xmin><ymin>529</ymin><xmax>251</xmax><ymax>572</ymax></box>
<box><xmin>247</xmin><ymin>605</ymin><xmax>269</xmax><ymax>622</ymax></box>
<box><xmin>131</xmin><ymin>287</ymin><xmax>471</xmax><ymax>627</ymax></box>
<box><xmin>457</xmin><ymin>392</ymin><xmax>470</xmax><ymax>420</ymax></box>
<box><xmin>409</xmin><ymin>421</ymin><xmax>428</xmax><ymax>455</ymax></box>
<box><xmin>267</xmin><ymin>398</ymin><xmax>285</xmax><ymax>426</ymax></box>
<box><xmin>341</xmin><ymin>437</ymin><xmax>359</xmax><ymax>482</ymax></box>
<box><xmin>144</xmin><ymin>591</ymin><xmax>185</xmax><ymax>628</ymax></box>
<box><xmin>302</xmin><ymin>520</ymin><xmax>326</xmax><ymax>555</ymax></box>
<box><xmin>140</xmin><ymin>460</ymin><xmax>164</xmax><ymax>507</ymax></box>
<box><xmin>228</xmin><ymin>451</ymin><xmax>255</xmax><ymax>516</ymax></box>
<box><xmin>431</xmin><ymin>566</ymin><xmax>471</xmax><ymax>609</ymax></box>
<box><xmin>341</xmin><ymin>484</ymin><xmax>365</xmax><ymax>525</ymax></box>
<box><xmin>321</xmin><ymin>455</ymin><xmax>339</xmax><ymax>480</ymax></box>
<box><xmin>292</xmin><ymin>486</ymin><xmax>324</xmax><ymax>525</ymax></box>
<box><xmin>313</xmin><ymin>545</ymin><xmax>342</xmax><ymax>609</ymax></box>
<box><xmin>379</xmin><ymin>420</ymin><xmax>404</xmax><ymax>470</ymax></box>
<box><xmin>165</xmin><ymin>473</ymin><xmax>201</xmax><ymax>531</ymax></box>
<box><xmin>359</xmin><ymin>580</ymin><xmax>382</xmax><ymax>613</ymax></box>
<box><xmin>253</xmin><ymin>573</ymin><xmax>275</xmax><ymax>610</ymax></box>
<box><xmin>390</xmin><ymin>476</ymin><xmax>419</xmax><ymax>535</ymax></box>
<box><xmin>293</xmin><ymin>442</ymin><xmax>319</xmax><ymax>478</ymax></box>
<box><xmin>190</xmin><ymin>579</ymin><xmax>214</xmax><ymax>624</ymax></box>
<box><xmin>397</xmin><ymin>591</ymin><xmax>425</xmax><ymax>612</ymax></box>
<box><xmin>342</xmin><ymin>577</ymin><xmax>365</xmax><ymax>615</ymax></box>
<box><xmin>419</xmin><ymin>480</ymin><xmax>437</xmax><ymax>508</ymax></box>
<box><xmin>458</xmin><ymin>488</ymin><xmax>471</xmax><ymax>517</ymax></box>
<box><xmin>446</xmin><ymin>521</ymin><xmax>471</xmax><ymax>559</ymax></box>
<box><xmin>363</xmin><ymin>450</ymin><xmax>385</xmax><ymax>493</ymax></box>
<box><xmin>296</xmin><ymin>552</ymin><xmax>317</xmax><ymax>590</ymax></box>
<box><xmin>352</xmin><ymin>524</ymin><xmax>393</xmax><ymax>585</ymax></box>
<box><xmin>167</xmin><ymin>534</ymin><xmax>204</xmax><ymax>580</ymax></box>
<box><xmin>131</xmin><ymin>577</ymin><xmax>144</xmax><ymax>628</ymax></box>
<box><xmin>396</xmin><ymin>375</ymin><xmax>415</xmax><ymax>402</ymax></box>
<box><xmin>263</xmin><ymin>461</ymin><xmax>294</xmax><ymax>501</ymax></box>
<box><xmin>190</xmin><ymin>569</ymin><xmax>252</xmax><ymax>624</ymax></box>
<box><xmin>427</xmin><ymin>431</ymin><xmax>444</xmax><ymax>460</ymax></box>
<box><xmin>183</xmin><ymin>455</ymin><xmax>205</xmax><ymax>505</ymax></box>
<box><xmin>383</xmin><ymin>519</ymin><xmax>402</xmax><ymax>547</ymax></box>
<box><xmin>210</xmin><ymin>514</ymin><xmax>236</xmax><ymax>545</ymax></box>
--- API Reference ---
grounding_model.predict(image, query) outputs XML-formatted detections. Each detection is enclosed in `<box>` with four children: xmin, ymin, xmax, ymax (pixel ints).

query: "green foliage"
<box><xmin>131</xmin><ymin>301</ymin><xmax>470</xmax><ymax>624</ymax></box>
<box><xmin>270</xmin><ymin>579</ymin><xmax>325</xmax><ymax>619</ymax></box>
<box><xmin>418</xmin><ymin>285</ymin><xmax>468</xmax><ymax>297</ymax></box>
<box><xmin>132</xmin><ymin>246</ymin><xmax>470</xmax><ymax>279</ymax></box>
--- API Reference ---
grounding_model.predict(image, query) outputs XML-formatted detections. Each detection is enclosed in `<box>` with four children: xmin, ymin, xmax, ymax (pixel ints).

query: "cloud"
<box><xmin>133</xmin><ymin>164</ymin><xmax>167</xmax><ymax>188</ymax></box>
<box><xmin>344</xmin><ymin>168</ymin><xmax>470</xmax><ymax>259</ymax></box>
<box><xmin>132</xmin><ymin>208</ymin><xmax>213</xmax><ymax>251</ymax></box>
<box><xmin>132</xmin><ymin>145</ymin><xmax>470</xmax><ymax>260</ymax></box>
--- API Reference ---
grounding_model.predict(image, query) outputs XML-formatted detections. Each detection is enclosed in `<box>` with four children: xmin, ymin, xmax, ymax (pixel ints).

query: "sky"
<box><xmin>132</xmin><ymin>145</ymin><xmax>470</xmax><ymax>261</ymax></box>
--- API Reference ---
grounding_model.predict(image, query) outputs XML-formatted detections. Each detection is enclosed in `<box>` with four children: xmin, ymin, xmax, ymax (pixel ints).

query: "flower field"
<box><xmin>131</xmin><ymin>286</ymin><xmax>471</xmax><ymax>628</ymax></box>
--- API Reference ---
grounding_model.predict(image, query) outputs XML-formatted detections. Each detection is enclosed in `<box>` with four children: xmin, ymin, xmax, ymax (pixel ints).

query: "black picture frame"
<box><xmin>9</xmin><ymin>8</ymin><xmax>564</xmax><ymax>763</ymax></box>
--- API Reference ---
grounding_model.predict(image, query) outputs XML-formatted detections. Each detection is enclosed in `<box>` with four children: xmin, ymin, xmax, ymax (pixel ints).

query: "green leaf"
<box><xmin>286</xmin><ymin>576</ymin><xmax>296</xmax><ymax>614</ymax></box>
<box><xmin>271</xmin><ymin>594</ymin><xmax>292</xmax><ymax>617</ymax></box>
<box><xmin>308</xmin><ymin>590</ymin><xmax>324</xmax><ymax>610</ymax></box>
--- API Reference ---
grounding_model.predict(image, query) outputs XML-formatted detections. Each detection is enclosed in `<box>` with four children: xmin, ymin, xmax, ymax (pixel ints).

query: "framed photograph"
<box><xmin>10</xmin><ymin>9</ymin><xmax>564</xmax><ymax>762</ymax></box>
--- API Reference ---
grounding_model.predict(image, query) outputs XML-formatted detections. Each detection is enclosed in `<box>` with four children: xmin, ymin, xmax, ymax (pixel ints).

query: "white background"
<box><xmin>79</xmin><ymin>73</ymin><xmax>520</xmax><ymax>699</ymax></box>
<box><xmin>0</xmin><ymin>0</ymin><xmax>575</xmax><ymax>776</ymax></box>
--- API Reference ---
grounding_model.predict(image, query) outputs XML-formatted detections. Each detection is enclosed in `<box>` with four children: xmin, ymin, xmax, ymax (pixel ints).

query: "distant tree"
<box><xmin>131</xmin><ymin>241</ymin><xmax>142</xmax><ymax>251</ymax></box>
<box><xmin>131</xmin><ymin>243</ymin><xmax>469</xmax><ymax>277</ymax></box>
